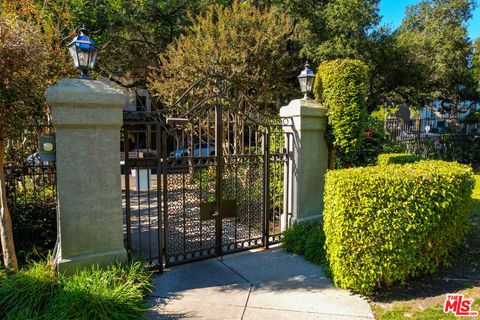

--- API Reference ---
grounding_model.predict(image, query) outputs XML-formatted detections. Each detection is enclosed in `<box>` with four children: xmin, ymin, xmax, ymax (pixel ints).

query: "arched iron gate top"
<box><xmin>123</xmin><ymin>74</ymin><xmax>293</xmax><ymax>128</ymax></box>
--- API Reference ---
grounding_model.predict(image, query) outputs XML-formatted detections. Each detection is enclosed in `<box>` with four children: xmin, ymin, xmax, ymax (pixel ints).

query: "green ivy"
<box><xmin>314</xmin><ymin>58</ymin><xmax>369</xmax><ymax>167</ymax></box>
<box><xmin>377</xmin><ymin>153</ymin><xmax>421</xmax><ymax>166</ymax></box>
<box><xmin>323</xmin><ymin>160</ymin><xmax>475</xmax><ymax>295</ymax></box>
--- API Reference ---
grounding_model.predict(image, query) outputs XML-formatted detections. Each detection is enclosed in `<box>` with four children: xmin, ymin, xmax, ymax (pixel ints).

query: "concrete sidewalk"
<box><xmin>146</xmin><ymin>246</ymin><xmax>374</xmax><ymax>319</ymax></box>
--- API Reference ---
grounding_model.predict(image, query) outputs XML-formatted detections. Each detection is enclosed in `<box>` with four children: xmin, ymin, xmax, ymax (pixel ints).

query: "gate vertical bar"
<box><xmin>215</xmin><ymin>103</ymin><xmax>223</xmax><ymax>256</ymax></box>
<box><xmin>284</xmin><ymin>132</ymin><xmax>290</xmax><ymax>231</ymax></box>
<box><xmin>156</xmin><ymin>122</ymin><xmax>164</xmax><ymax>272</ymax></box>
<box><xmin>263</xmin><ymin>127</ymin><xmax>270</xmax><ymax>248</ymax></box>
<box><xmin>123</xmin><ymin>128</ymin><xmax>132</xmax><ymax>257</ymax></box>
<box><xmin>162</xmin><ymin>128</ymin><xmax>170</xmax><ymax>266</ymax></box>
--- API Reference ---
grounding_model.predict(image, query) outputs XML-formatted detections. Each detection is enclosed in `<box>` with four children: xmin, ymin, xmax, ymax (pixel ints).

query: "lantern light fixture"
<box><xmin>67</xmin><ymin>27</ymin><xmax>98</xmax><ymax>79</ymax></box>
<box><xmin>297</xmin><ymin>62</ymin><xmax>315</xmax><ymax>99</ymax></box>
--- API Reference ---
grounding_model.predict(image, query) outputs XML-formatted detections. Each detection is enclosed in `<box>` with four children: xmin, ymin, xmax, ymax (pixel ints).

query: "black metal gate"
<box><xmin>122</xmin><ymin>78</ymin><xmax>293</xmax><ymax>269</ymax></box>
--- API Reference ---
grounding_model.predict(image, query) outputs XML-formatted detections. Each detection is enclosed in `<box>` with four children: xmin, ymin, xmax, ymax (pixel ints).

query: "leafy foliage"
<box><xmin>0</xmin><ymin>260</ymin><xmax>152</xmax><ymax>320</ymax></box>
<box><xmin>304</xmin><ymin>227</ymin><xmax>328</xmax><ymax>267</ymax></box>
<box><xmin>281</xmin><ymin>221</ymin><xmax>320</xmax><ymax>255</ymax></box>
<box><xmin>68</xmin><ymin>0</ymin><xmax>209</xmax><ymax>88</ymax></box>
<box><xmin>0</xmin><ymin>1</ymin><xmax>73</xmax><ymax>272</ymax></box>
<box><xmin>0</xmin><ymin>15</ymin><xmax>49</xmax><ymax>140</ymax></box>
<box><xmin>395</xmin><ymin>0</ymin><xmax>479</xmax><ymax>114</ymax></box>
<box><xmin>323</xmin><ymin>160</ymin><xmax>475</xmax><ymax>295</ymax></box>
<box><xmin>466</xmin><ymin>110</ymin><xmax>480</xmax><ymax>121</ymax></box>
<box><xmin>377</xmin><ymin>153</ymin><xmax>421</xmax><ymax>166</ymax></box>
<box><xmin>0</xmin><ymin>260</ymin><xmax>59</xmax><ymax>319</ymax></box>
<box><xmin>149</xmin><ymin>1</ymin><xmax>296</xmax><ymax>111</ymax></box>
<box><xmin>400</xmin><ymin>135</ymin><xmax>480</xmax><ymax>169</ymax></box>
<box><xmin>473</xmin><ymin>38</ymin><xmax>480</xmax><ymax>94</ymax></box>
<box><xmin>314</xmin><ymin>58</ymin><xmax>369</xmax><ymax>167</ymax></box>
<box><xmin>281</xmin><ymin>221</ymin><xmax>330</xmax><ymax>274</ymax></box>
<box><xmin>7</xmin><ymin>187</ymin><xmax>56</xmax><ymax>264</ymax></box>
<box><xmin>354</xmin><ymin>116</ymin><xmax>389</xmax><ymax>167</ymax></box>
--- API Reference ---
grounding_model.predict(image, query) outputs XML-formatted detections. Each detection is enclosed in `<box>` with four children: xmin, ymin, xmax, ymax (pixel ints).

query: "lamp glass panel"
<box><xmin>77</xmin><ymin>46</ymin><xmax>90</xmax><ymax>68</ymax></box>
<box><xmin>298</xmin><ymin>76</ymin><xmax>307</xmax><ymax>93</ymax></box>
<box><xmin>88</xmin><ymin>49</ymin><xmax>98</xmax><ymax>69</ymax></box>
<box><xmin>68</xmin><ymin>45</ymin><xmax>79</xmax><ymax>68</ymax></box>
<box><xmin>305</xmin><ymin>76</ymin><xmax>314</xmax><ymax>92</ymax></box>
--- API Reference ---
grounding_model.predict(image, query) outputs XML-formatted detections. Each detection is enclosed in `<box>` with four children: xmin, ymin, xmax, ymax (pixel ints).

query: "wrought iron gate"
<box><xmin>122</xmin><ymin>78</ymin><xmax>293</xmax><ymax>269</ymax></box>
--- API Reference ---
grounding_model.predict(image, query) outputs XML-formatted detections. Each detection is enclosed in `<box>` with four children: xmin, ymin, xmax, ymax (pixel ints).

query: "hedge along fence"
<box><xmin>377</xmin><ymin>153</ymin><xmax>421</xmax><ymax>166</ymax></box>
<box><xmin>323</xmin><ymin>161</ymin><xmax>475</xmax><ymax>295</ymax></box>
<box><xmin>313</xmin><ymin>59</ymin><xmax>369</xmax><ymax>167</ymax></box>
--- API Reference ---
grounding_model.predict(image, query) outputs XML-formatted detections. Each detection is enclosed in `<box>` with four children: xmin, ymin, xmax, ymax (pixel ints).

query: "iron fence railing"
<box><xmin>385</xmin><ymin>117</ymin><xmax>480</xmax><ymax>170</ymax></box>
<box><xmin>3</xmin><ymin>125</ymin><xmax>57</xmax><ymax>261</ymax></box>
<box><xmin>385</xmin><ymin>117</ymin><xmax>480</xmax><ymax>140</ymax></box>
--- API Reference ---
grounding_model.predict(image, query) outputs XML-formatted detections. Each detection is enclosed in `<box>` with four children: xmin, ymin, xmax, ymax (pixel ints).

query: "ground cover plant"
<box><xmin>323</xmin><ymin>160</ymin><xmax>475</xmax><ymax>295</ymax></box>
<box><xmin>0</xmin><ymin>260</ymin><xmax>152</xmax><ymax>320</ymax></box>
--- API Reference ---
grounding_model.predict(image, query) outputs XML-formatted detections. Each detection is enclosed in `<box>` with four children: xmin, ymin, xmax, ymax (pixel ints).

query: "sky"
<box><xmin>379</xmin><ymin>0</ymin><xmax>480</xmax><ymax>40</ymax></box>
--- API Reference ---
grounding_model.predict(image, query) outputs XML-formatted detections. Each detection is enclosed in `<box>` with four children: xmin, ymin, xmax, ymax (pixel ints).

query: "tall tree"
<box><xmin>252</xmin><ymin>0</ymin><xmax>380</xmax><ymax>61</ymax></box>
<box><xmin>148</xmin><ymin>1</ymin><xmax>296</xmax><ymax>111</ymax></box>
<box><xmin>67</xmin><ymin>0</ymin><xmax>214</xmax><ymax>89</ymax></box>
<box><xmin>473</xmin><ymin>38</ymin><xmax>480</xmax><ymax>94</ymax></box>
<box><xmin>0</xmin><ymin>0</ymin><xmax>73</xmax><ymax>272</ymax></box>
<box><xmin>0</xmin><ymin>15</ymin><xmax>49</xmax><ymax>273</ymax></box>
<box><xmin>395</xmin><ymin>0</ymin><xmax>478</xmax><ymax>114</ymax></box>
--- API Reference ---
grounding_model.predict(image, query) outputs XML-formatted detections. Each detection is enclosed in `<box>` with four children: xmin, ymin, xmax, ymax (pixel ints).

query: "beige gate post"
<box><xmin>280</xmin><ymin>98</ymin><xmax>328</xmax><ymax>229</ymax></box>
<box><xmin>46</xmin><ymin>79</ymin><xmax>127</xmax><ymax>273</ymax></box>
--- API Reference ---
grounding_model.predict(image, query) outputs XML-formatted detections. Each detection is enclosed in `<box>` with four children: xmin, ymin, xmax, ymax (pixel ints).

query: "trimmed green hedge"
<box><xmin>323</xmin><ymin>160</ymin><xmax>475</xmax><ymax>295</ymax></box>
<box><xmin>314</xmin><ymin>58</ymin><xmax>369</xmax><ymax>167</ymax></box>
<box><xmin>377</xmin><ymin>153</ymin><xmax>421</xmax><ymax>166</ymax></box>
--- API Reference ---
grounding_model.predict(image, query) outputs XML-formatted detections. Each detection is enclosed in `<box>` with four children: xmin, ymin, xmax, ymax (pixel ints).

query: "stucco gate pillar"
<box><xmin>46</xmin><ymin>79</ymin><xmax>127</xmax><ymax>273</ymax></box>
<box><xmin>280</xmin><ymin>98</ymin><xmax>328</xmax><ymax>229</ymax></box>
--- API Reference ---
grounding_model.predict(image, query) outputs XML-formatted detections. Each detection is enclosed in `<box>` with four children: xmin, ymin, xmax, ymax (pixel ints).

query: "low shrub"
<box><xmin>281</xmin><ymin>221</ymin><xmax>330</xmax><ymax>274</ymax></box>
<box><xmin>323</xmin><ymin>160</ymin><xmax>475</xmax><ymax>295</ymax></box>
<box><xmin>281</xmin><ymin>221</ymin><xmax>320</xmax><ymax>255</ymax></box>
<box><xmin>0</xmin><ymin>260</ymin><xmax>152</xmax><ymax>320</ymax></box>
<box><xmin>304</xmin><ymin>229</ymin><xmax>328</xmax><ymax>268</ymax></box>
<box><xmin>354</xmin><ymin>117</ymin><xmax>389</xmax><ymax>167</ymax></box>
<box><xmin>377</xmin><ymin>153</ymin><xmax>421</xmax><ymax>166</ymax></box>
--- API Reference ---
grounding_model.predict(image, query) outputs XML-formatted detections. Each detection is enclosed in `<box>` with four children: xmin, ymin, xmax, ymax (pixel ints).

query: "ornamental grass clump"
<box><xmin>0</xmin><ymin>261</ymin><xmax>59</xmax><ymax>319</ymax></box>
<box><xmin>44</xmin><ymin>261</ymin><xmax>152</xmax><ymax>320</ymax></box>
<box><xmin>0</xmin><ymin>260</ymin><xmax>152</xmax><ymax>320</ymax></box>
<box><xmin>323</xmin><ymin>160</ymin><xmax>475</xmax><ymax>295</ymax></box>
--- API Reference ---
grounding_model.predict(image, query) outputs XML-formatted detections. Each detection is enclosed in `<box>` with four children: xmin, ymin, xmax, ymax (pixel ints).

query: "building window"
<box><xmin>136</xmin><ymin>95</ymin><xmax>147</xmax><ymax>112</ymax></box>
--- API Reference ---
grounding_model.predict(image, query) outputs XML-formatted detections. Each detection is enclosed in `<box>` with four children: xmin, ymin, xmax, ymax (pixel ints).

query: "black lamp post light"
<box><xmin>67</xmin><ymin>28</ymin><xmax>98</xmax><ymax>79</ymax></box>
<box><xmin>297</xmin><ymin>62</ymin><xmax>315</xmax><ymax>99</ymax></box>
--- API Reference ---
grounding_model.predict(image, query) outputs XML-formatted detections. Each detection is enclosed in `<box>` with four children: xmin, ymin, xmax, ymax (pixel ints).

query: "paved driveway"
<box><xmin>146</xmin><ymin>246</ymin><xmax>374</xmax><ymax>319</ymax></box>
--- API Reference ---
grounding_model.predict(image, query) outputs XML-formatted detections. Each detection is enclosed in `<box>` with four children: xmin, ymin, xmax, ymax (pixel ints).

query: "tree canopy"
<box><xmin>0</xmin><ymin>0</ymin><xmax>74</xmax><ymax>273</ymax></box>
<box><xmin>67</xmin><ymin>0</ymin><xmax>214</xmax><ymax>88</ymax></box>
<box><xmin>148</xmin><ymin>1</ymin><xmax>297</xmax><ymax>111</ymax></box>
<box><xmin>394</xmin><ymin>0</ymin><xmax>478</xmax><ymax>114</ymax></box>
